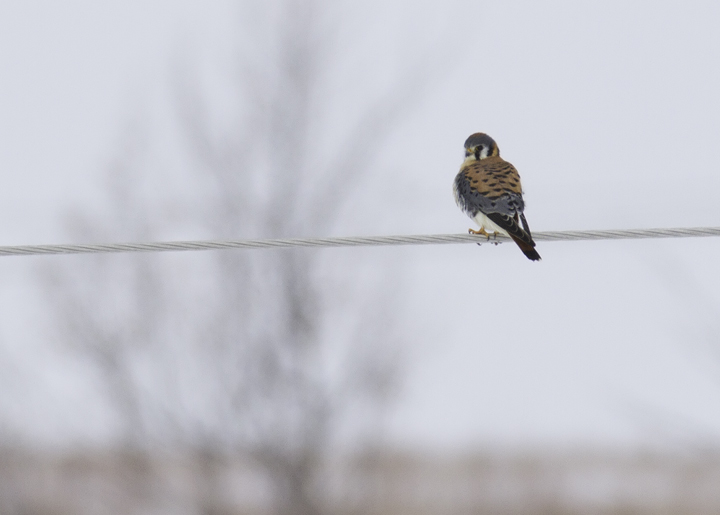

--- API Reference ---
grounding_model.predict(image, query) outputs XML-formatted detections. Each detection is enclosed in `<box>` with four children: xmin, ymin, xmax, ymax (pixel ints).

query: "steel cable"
<box><xmin>0</xmin><ymin>226</ymin><xmax>718</xmax><ymax>257</ymax></box>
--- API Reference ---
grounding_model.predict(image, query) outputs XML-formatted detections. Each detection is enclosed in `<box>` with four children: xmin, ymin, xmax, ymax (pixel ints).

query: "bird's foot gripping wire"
<box><xmin>468</xmin><ymin>227</ymin><xmax>500</xmax><ymax>239</ymax></box>
<box><xmin>468</xmin><ymin>227</ymin><xmax>499</xmax><ymax>245</ymax></box>
<box><xmin>468</xmin><ymin>227</ymin><xmax>490</xmax><ymax>238</ymax></box>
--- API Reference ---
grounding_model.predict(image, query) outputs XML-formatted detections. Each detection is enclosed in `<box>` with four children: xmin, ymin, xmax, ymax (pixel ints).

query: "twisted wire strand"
<box><xmin>0</xmin><ymin>226</ymin><xmax>718</xmax><ymax>258</ymax></box>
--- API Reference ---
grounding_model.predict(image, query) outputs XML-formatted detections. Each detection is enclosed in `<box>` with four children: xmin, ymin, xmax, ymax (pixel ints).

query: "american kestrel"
<box><xmin>453</xmin><ymin>133</ymin><xmax>541</xmax><ymax>261</ymax></box>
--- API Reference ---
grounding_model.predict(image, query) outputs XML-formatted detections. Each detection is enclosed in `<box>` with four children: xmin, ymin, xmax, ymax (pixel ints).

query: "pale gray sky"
<box><xmin>1</xmin><ymin>0</ymin><xmax>720</xmax><ymax>451</ymax></box>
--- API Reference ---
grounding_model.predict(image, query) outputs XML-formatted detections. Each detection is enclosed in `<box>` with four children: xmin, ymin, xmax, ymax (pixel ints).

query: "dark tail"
<box><xmin>509</xmin><ymin>235</ymin><xmax>542</xmax><ymax>261</ymax></box>
<box><xmin>487</xmin><ymin>212</ymin><xmax>542</xmax><ymax>261</ymax></box>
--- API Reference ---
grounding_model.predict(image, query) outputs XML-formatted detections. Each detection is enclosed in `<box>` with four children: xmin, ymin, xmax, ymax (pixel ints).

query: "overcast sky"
<box><xmin>1</xmin><ymin>0</ymin><xmax>720</xmax><ymax>452</ymax></box>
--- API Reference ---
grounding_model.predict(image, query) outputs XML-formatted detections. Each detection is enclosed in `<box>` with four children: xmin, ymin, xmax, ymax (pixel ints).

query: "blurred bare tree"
<box><xmin>40</xmin><ymin>1</ymin><xmax>433</xmax><ymax>514</ymax></box>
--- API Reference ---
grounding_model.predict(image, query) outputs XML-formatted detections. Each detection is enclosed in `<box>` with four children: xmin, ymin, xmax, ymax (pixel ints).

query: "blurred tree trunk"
<box><xmin>41</xmin><ymin>1</ymin><xmax>430</xmax><ymax>513</ymax></box>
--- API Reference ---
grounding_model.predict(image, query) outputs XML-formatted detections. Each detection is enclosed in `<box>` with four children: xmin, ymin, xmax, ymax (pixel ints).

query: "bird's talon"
<box><xmin>468</xmin><ymin>227</ymin><xmax>491</xmax><ymax>239</ymax></box>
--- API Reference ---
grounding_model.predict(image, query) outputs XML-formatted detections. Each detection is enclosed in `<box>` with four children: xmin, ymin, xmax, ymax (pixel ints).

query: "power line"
<box><xmin>0</xmin><ymin>226</ymin><xmax>718</xmax><ymax>258</ymax></box>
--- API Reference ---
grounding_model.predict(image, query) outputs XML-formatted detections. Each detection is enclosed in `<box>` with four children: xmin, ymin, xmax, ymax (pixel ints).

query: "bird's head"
<box><xmin>463</xmin><ymin>133</ymin><xmax>499</xmax><ymax>161</ymax></box>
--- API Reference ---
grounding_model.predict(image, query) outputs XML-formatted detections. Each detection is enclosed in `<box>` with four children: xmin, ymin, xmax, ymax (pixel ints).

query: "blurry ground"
<box><xmin>2</xmin><ymin>448</ymin><xmax>720</xmax><ymax>515</ymax></box>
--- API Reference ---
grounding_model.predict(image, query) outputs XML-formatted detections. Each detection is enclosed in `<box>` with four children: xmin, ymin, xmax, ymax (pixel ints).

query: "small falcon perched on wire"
<box><xmin>453</xmin><ymin>132</ymin><xmax>541</xmax><ymax>261</ymax></box>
